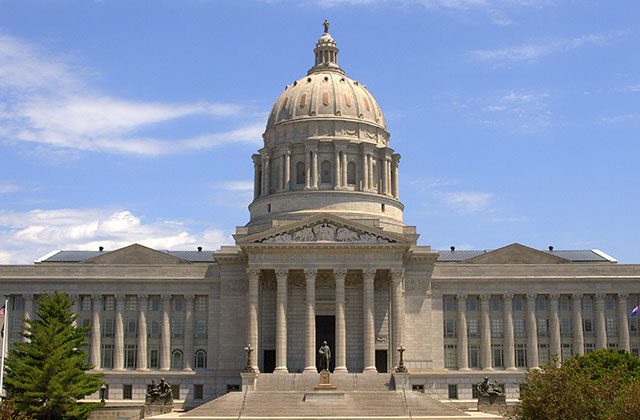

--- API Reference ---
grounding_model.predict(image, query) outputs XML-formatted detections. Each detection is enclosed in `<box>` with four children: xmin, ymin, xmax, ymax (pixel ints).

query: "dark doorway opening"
<box><xmin>376</xmin><ymin>349</ymin><xmax>388</xmax><ymax>373</ymax></box>
<box><xmin>316</xmin><ymin>315</ymin><xmax>335</xmax><ymax>372</ymax></box>
<box><xmin>263</xmin><ymin>349</ymin><xmax>275</xmax><ymax>373</ymax></box>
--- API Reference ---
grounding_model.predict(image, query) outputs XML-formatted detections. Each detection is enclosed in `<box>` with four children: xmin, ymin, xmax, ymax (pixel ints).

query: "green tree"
<box><xmin>509</xmin><ymin>349</ymin><xmax>640</xmax><ymax>420</ymax></box>
<box><xmin>4</xmin><ymin>292</ymin><xmax>103</xmax><ymax>419</ymax></box>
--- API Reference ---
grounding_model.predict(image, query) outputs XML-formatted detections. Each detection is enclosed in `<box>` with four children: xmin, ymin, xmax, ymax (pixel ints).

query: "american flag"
<box><xmin>0</xmin><ymin>304</ymin><xmax>5</xmax><ymax>316</ymax></box>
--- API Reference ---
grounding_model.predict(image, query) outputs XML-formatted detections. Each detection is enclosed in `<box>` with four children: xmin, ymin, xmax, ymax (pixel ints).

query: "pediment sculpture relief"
<box><xmin>258</xmin><ymin>222</ymin><xmax>396</xmax><ymax>244</ymax></box>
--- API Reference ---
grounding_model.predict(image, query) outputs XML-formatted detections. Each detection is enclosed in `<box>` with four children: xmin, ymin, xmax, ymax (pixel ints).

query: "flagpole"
<box><xmin>0</xmin><ymin>297</ymin><xmax>8</xmax><ymax>399</ymax></box>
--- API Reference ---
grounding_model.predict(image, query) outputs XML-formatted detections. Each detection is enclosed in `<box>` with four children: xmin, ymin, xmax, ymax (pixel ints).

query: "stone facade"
<box><xmin>1</xmin><ymin>28</ymin><xmax>639</xmax><ymax>410</ymax></box>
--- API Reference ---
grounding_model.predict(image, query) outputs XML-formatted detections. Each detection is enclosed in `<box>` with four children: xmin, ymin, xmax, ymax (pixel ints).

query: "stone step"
<box><xmin>255</xmin><ymin>372</ymin><xmax>394</xmax><ymax>392</ymax></box>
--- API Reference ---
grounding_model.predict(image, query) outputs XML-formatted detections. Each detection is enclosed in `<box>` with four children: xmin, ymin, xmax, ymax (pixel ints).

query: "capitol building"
<box><xmin>1</xmin><ymin>26</ymin><xmax>639</xmax><ymax>415</ymax></box>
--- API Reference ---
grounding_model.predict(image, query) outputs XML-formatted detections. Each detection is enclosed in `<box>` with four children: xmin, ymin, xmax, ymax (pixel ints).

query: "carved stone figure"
<box><xmin>318</xmin><ymin>341</ymin><xmax>331</xmax><ymax>372</ymax></box>
<box><xmin>145</xmin><ymin>377</ymin><xmax>173</xmax><ymax>405</ymax></box>
<box><xmin>323</xmin><ymin>20</ymin><xmax>329</xmax><ymax>33</ymax></box>
<box><xmin>313</xmin><ymin>223</ymin><xmax>336</xmax><ymax>241</ymax></box>
<box><xmin>336</xmin><ymin>227</ymin><xmax>360</xmax><ymax>242</ymax></box>
<box><xmin>476</xmin><ymin>377</ymin><xmax>504</xmax><ymax>397</ymax></box>
<box><xmin>293</xmin><ymin>227</ymin><xmax>314</xmax><ymax>242</ymax></box>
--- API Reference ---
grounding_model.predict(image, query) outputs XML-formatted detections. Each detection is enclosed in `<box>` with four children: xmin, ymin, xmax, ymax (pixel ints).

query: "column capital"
<box><xmin>572</xmin><ymin>292</ymin><xmax>583</xmax><ymax>300</ymax></box>
<box><xmin>161</xmin><ymin>294</ymin><xmax>172</xmax><ymax>302</ymax></box>
<box><xmin>503</xmin><ymin>293</ymin><xmax>514</xmax><ymax>301</ymax></box>
<box><xmin>184</xmin><ymin>294</ymin><xmax>195</xmax><ymax>302</ymax></box>
<box><xmin>618</xmin><ymin>293</ymin><xmax>629</xmax><ymax>299</ymax></box>
<box><xmin>391</xmin><ymin>268</ymin><xmax>404</xmax><ymax>279</ymax></box>
<box><xmin>91</xmin><ymin>294</ymin><xmax>103</xmax><ymax>303</ymax></box>
<box><xmin>595</xmin><ymin>292</ymin><xmax>606</xmax><ymax>300</ymax></box>
<box><xmin>275</xmin><ymin>268</ymin><xmax>289</xmax><ymax>281</ymax></box>
<box><xmin>480</xmin><ymin>293</ymin><xmax>491</xmax><ymax>301</ymax></box>
<box><xmin>525</xmin><ymin>293</ymin><xmax>537</xmax><ymax>301</ymax></box>
<box><xmin>303</xmin><ymin>268</ymin><xmax>318</xmax><ymax>279</ymax></box>
<box><xmin>247</xmin><ymin>268</ymin><xmax>261</xmax><ymax>280</ymax></box>
<box><xmin>137</xmin><ymin>294</ymin><xmax>148</xmax><ymax>301</ymax></box>
<box><xmin>23</xmin><ymin>293</ymin><xmax>34</xmax><ymax>302</ymax></box>
<box><xmin>456</xmin><ymin>293</ymin><xmax>468</xmax><ymax>301</ymax></box>
<box><xmin>549</xmin><ymin>293</ymin><xmax>560</xmax><ymax>301</ymax></box>
<box><xmin>334</xmin><ymin>268</ymin><xmax>347</xmax><ymax>280</ymax></box>
<box><xmin>68</xmin><ymin>293</ymin><xmax>79</xmax><ymax>301</ymax></box>
<box><xmin>115</xmin><ymin>294</ymin><xmax>125</xmax><ymax>302</ymax></box>
<box><xmin>363</xmin><ymin>268</ymin><xmax>376</xmax><ymax>281</ymax></box>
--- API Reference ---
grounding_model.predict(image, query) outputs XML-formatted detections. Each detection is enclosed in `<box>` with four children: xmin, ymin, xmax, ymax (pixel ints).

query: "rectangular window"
<box><xmin>491</xmin><ymin>318</ymin><xmax>503</xmax><ymax>338</ymax></box>
<box><xmin>195</xmin><ymin>319</ymin><xmax>208</xmax><ymax>339</ymax></box>
<box><xmin>472</xmin><ymin>385</ymin><xmax>479</xmax><ymax>399</ymax></box>
<box><xmin>12</xmin><ymin>296</ymin><xmax>24</xmax><ymax>311</ymax></box>
<box><xmin>628</xmin><ymin>295</ymin><xmax>638</xmax><ymax>312</ymax></box>
<box><xmin>560</xmin><ymin>318</ymin><xmax>571</xmax><ymax>337</ymax></box>
<box><xmin>512</xmin><ymin>296</ymin><xmax>524</xmax><ymax>311</ymax></box>
<box><xmin>467</xmin><ymin>319</ymin><xmax>479</xmax><ymax>338</ymax></box>
<box><xmin>81</xmin><ymin>296</ymin><xmax>92</xmax><ymax>311</ymax></box>
<box><xmin>151</xmin><ymin>296</ymin><xmax>161</xmax><ymax>312</ymax></box>
<box><xmin>538</xmin><ymin>343</ymin><xmax>549</xmax><ymax>366</ymax></box>
<box><xmin>125</xmin><ymin>319</ymin><xmax>138</xmax><ymax>338</ymax></box>
<box><xmin>125</xmin><ymin>297</ymin><xmax>138</xmax><ymax>312</ymax></box>
<box><xmin>515</xmin><ymin>344</ymin><xmax>527</xmax><ymax>368</ymax></box>
<box><xmin>608</xmin><ymin>343</ymin><xmax>618</xmax><ymax>349</ymax></box>
<box><xmin>466</xmin><ymin>296</ymin><xmax>479</xmax><ymax>312</ymax></box>
<box><xmin>582</xmin><ymin>296</ymin><xmax>593</xmax><ymax>312</ymax></box>
<box><xmin>101</xmin><ymin>344</ymin><xmax>114</xmax><ymax>369</ymax></box>
<box><xmin>444</xmin><ymin>344</ymin><xmax>457</xmax><ymax>369</ymax></box>
<box><xmin>448</xmin><ymin>384</ymin><xmax>458</xmax><ymax>399</ymax></box>
<box><xmin>148</xmin><ymin>320</ymin><xmax>160</xmax><ymax>338</ymax></box>
<box><xmin>561</xmin><ymin>343</ymin><xmax>573</xmax><ymax>362</ymax></box>
<box><xmin>11</xmin><ymin>318</ymin><xmax>22</xmax><ymax>337</ymax></box>
<box><xmin>173</xmin><ymin>296</ymin><xmax>185</xmax><ymax>312</ymax></box>
<box><xmin>125</xmin><ymin>344</ymin><xmax>137</xmax><ymax>368</ymax></box>
<box><xmin>583</xmin><ymin>318</ymin><xmax>594</xmax><ymax>337</ymax></box>
<box><xmin>630</xmin><ymin>318</ymin><xmax>640</xmax><ymax>337</ymax></box>
<box><xmin>605</xmin><ymin>295</ymin><xmax>615</xmax><ymax>311</ymax></box>
<box><xmin>443</xmin><ymin>296</ymin><xmax>456</xmax><ymax>312</ymax></box>
<box><xmin>606</xmin><ymin>318</ymin><xmax>617</xmax><ymax>337</ymax></box>
<box><xmin>490</xmin><ymin>295</ymin><xmax>502</xmax><ymax>312</ymax></box>
<box><xmin>103</xmin><ymin>296</ymin><xmax>115</xmax><ymax>311</ymax></box>
<box><xmin>195</xmin><ymin>296</ymin><xmax>208</xmax><ymax>312</ymax></box>
<box><xmin>102</xmin><ymin>318</ymin><xmax>115</xmax><ymax>338</ymax></box>
<box><xmin>631</xmin><ymin>343</ymin><xmax>640</xmax><ymax>358</ymax></box>
<box><xmin>492</xmin><ymin>344</ymin><xmax>504</xmax><ymax>368</ymax></box>
<box><xmin>558</xmin><ymin>295</ymin><xmax>570</xmax><ymax>311</ymax></box>
<box><xmin>536</xmin><ymin>296</ymin><xmax>548</xmax><ymax>311</ymax></box>
<box><xmin>194</xmin><ymin>384</ymin><xmax>204</xmax><ymax>400</ymax></box>
<box><xmin>171</xmin><ymin>385</ymin><xmax>180</xmax><ymax>400</ymax></box>
<box><xmin>81</xmin><ymin>318</ymin><xmax>91</xmax><ymax>338</ymax></box>
<box><xmin>412</xmin><ymin>384</ymin><xmax>425</xmax><ymax>393</ymax></box>
<box><xmin>537</xmin><ymin>318</ymin><xmax>549</xmax><ymax>337</ymax></box>
<box><xmin>149</xmin><ymin>346</ymin><xmax>159</xmax><ymax>369</ymax></box>
<box><xmin>468</xmin><ymin>345</ymin><xmax>480</xmax><ymax>368</ymax></box>
<box><xmin>584</xmin><ymin>343</ymin><xmax>595</xmax><ymax>354</ymax></box>
<box><xmin>444</xmin><ymin>319</ymin><xmax>456</xmax><ymax>338</ymax></box>
<box><xmin>513</xmin><ymin>319</ymin><xmax>526</xmax><ymax>338</ymax></box>
<box><xmin>172</xmin><ymin>319</ymin><xmax>184</xmax><ymax>338</ymax></box>
<box><xmin>123</xmin><ymin>384</ymin><xmax>132</xmax><ymax>400</ymax></box>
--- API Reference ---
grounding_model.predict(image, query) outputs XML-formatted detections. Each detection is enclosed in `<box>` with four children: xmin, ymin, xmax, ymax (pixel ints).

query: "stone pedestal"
<box><xmin>241</xmin><ymin>371</ymin><xmax>259</xmax><ymax>392</ymax></box>
<box><xmin>144</xmin><ymin>403</ymin><xmax>173</xmax><ymax>417</ymax></box>
<box><xmin>392</xmin><ymin>372</ymin><xmax>410</xmax><ymax>390</ymax></box>
<box><xmin>313</xmin><ymin>371</ymin><xmax>337</xmax><ymax>390</ymax></box>
<box><xmin>477</xmin><ymin>394</ymin><xmax>506</xmax><ymax>415</ymax></box>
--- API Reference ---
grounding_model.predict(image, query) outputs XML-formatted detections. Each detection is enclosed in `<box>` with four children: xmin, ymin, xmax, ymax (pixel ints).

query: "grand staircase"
<box><xmin>162</xmin><ymin>373</ymin><xmax>504</xmax><ymax>420</ymax></box>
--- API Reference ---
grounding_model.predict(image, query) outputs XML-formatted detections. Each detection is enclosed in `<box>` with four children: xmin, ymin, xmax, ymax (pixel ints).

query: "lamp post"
<box><xmin>100</xmin><ymin>384</ymin><xmax>107</xmax><ymax>403</ymax></box>
<box><xmin>395</xmin><ymin>345</ymin><xmax>407</xmax><ymax>373</ymax></box>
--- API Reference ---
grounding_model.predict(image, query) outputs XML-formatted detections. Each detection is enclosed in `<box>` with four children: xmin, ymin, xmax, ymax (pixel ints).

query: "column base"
<box><xmin>482</xmin><ymin>367</ymin><xmax>495</xmax><ymax>371</ymax></box>
<box><xmin>112</xmin><ymin>368</ymin><xmax>125</xmax><ymax>372</ymax></box>
<box><xmin>506</xmin><ymin>367</ymin><xmax>518</xmax><ymax>371</ymax></box>
<box><xmin>363</xmin><ymin>366</ymin><xmax>378</xmax><ymax>373</ymax></box>
<box><xmin>458</xmin><ymin>367</ymin><xmax>471</xmax><ymax>371</ymax></box>
<box><xmin>333</xmin><ymin>366</ymin><xmax>348</xmax><ymax>374</ymax></box>
<box><xmin>303</xmin><ymin>367</ymin><xmax>318</xmax><ymax>374</ymax></box>
<box><xmin>183</xmin><ymin>368</ymin><xmax>194</xmax><ymax>372</ymax></box>
<box><xmin>160</xmin><ymin>368</ymin><xmax>170</xmax><ymax>372</ymax></box>
<box><xmin>274</xmin><ymin>367</ymin><xmax>289</xmax><ymax>374</ymax></box>
<box><xmin>136</xmin><ymin>368</ymin><xmax>149</xmax><ymax>372</ymax></box>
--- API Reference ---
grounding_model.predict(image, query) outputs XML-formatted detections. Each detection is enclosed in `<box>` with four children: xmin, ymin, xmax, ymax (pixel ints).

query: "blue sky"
<box><xmin>1</xmin><ymin>0</ymin><xmax>639</xmax><ymax>264</ymax></box>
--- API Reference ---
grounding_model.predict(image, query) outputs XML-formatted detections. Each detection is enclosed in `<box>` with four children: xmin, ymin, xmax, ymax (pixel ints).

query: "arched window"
<box><xmin>296</xmin><ymin>162</ymin><xmax>305</xmax><ymax>185</ymax></box>
<box><xmin>194</xmin><ymin>350</ymin><xmax>207</xmax><ymax>369</ymax></box>
<box><xmin>347</xmin><ymin>162</ymin><xmax>356</xmax><ymax>185</ymax></box>
<box><xmin>321</xmin><ymin>161</ymin><xmax>331</xmax><ymax>184</ymax></box>
<box><xmin>171</xmin><ymin>350</ymin><xmax>183</xmax><ymax>369</ymax></box>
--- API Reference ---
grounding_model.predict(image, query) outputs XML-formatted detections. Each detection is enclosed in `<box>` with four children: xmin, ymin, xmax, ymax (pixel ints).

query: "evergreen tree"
<box><xmin>4</xmin><ymin>292</ymin><xmax>103</xmax><ymax>419</ymax></box>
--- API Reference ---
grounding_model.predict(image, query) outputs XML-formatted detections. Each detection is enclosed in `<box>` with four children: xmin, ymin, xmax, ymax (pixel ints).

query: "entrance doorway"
<box><xmin>375</xmin><ymin>349</ymin><xmax>388</xmax><ymax>373</ymax></box>
<box><xmin>263</xmin><ymin>349</ymin><xmax>275</xmax><ymax>373</ymax></box>
<box><xmin>315</xmin><ymin>315</ymin><xmax>335</xmax><ymax>372</ymax></box>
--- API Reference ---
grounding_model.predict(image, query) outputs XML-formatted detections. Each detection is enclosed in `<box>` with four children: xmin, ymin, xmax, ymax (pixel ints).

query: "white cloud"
<box><xmin>471</xmin><ymin>34</ymin><xmax>609</xmax><ymax>64</ymax></box>
<box><xmin>0</xmin><ymin>182</ymin><xmax>19</xmax><ymax>194</ymax></box>
<box><xmin>0</xmin><ymin>208</ymin><xmax>232</xmax><ymax>264</ymax></box>
<box><xmin>437</xmin><ymin>191</ymin><xmax>494</xmax><ymax>213</ymax></box>
<box><xmin>599</xmin><ymin>114</ymin><xmax>639</xmax><ymax>123</ymax></box>
<box><xmin>217</xmin><ymin>181</ymin><xmax>254</xmax><ymax>192</ymax></box>
<box><xmin>0</xmin><ymin>34</ymin><xmax>264</xmax><ymax>156</ymax></box>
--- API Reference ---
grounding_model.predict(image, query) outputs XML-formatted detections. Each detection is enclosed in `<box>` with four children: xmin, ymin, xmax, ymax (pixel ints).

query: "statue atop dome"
<box><xmin>323</xmin><ymin>20</ymin><xmax>330</xmax><ymax>34</ymax></box>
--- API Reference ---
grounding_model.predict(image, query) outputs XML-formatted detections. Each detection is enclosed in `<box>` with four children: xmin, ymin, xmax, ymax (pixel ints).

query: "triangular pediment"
<box><xmin>82</xmin><ymin>244</ymin><xmax>190</xmax><ymax>264</ymax></box>
<box><xmin>238</xmin><ymin>214</ymin><xmax>411</xmax><ymax>246</ymax></box>
<box><xmin>464</xmin><ymin>243</ymin><xmax>570</xmax><ymax>264</ymax></box>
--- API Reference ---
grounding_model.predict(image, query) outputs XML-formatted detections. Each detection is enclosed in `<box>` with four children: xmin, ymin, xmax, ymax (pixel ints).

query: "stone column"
<box><xmin>160</xmin><ymin>295</ymin><xmax>171</xmax><ymax>371</ymax></box>
<box><xmin>260</xmin><ymin>153</ymin><xmax>267</xmax><ymax>197</ymax></box>
<box><xmin>312</xmin><ymin>149</ymin><xmax>318</xmax><ymax>189</ymax></box>
<box><xmin>480</xmin><ymin>294</ymin><xmax>492</xmax><ymax>370</ymax></box>
<box><xmin>362</xmin><ymin>150</ymin><xmax>369</xmax><ymax>190</ymax></box>
<box><xmin>264</xmin><ymin>155</ymin><xmax>271</xmax><ymax>195</ymax></box>
<box><xmin>392</xmin><ymin>155</ymin><xmax>400</xmax><ymax>198</ymax></box>
<box><xmin>525</xmin><ymin>294</ymin><xmax>539</xmax><ymax>368</ymax></box>
<box><xmin>391</xmin><ymin>268</ymin><xmax>405</xmax><ymax>369</ymax></box>
<box><xmin>342</xmin><ymin>152</ymin><xmax>347</xmax><ymax>186</ymax></box>
<box><xmin>368</xmin><ymin>154</ymin><xmax>374</xmax><ymax>191</ymax></box>
<box><xmin>91</xmin><ymin>294</ymin><xmax>102</xmax><ymax>369</ymax></box>
<box><xmin>549</xmin><ymin>294</ymin><xmax>561</xmax><ymax>360</ymax></box>
<box><xmin>571</xmin><ymin>293</ymin><xmax>584</xmax><ymax>356</ymax></box>
<box><xmin>184</xmin><ymin>294</ymin><xmax>195</xmax><ymax>371</ymax></box>
<box><xmin>503</xmin><ymin>294</ymin><xmax>516</xmax><ymax>370</ymax></box>
<box><xmin>247</xmin><ymin>269</ymin><xmax>260</xmax><ymax>371</ymax></box>
<box><xmin>137</xmin><ymin>294</ymin><xmax>148</xmax><ymax>371</ymax></box>
<box><xmin>22</xmin><ymin>294</ymin><xmax>33</xmax><ymax>342</ymax></box>
<box><xmin>334</xmin><ymin>268</ymin><xmax>347</xmax><ymax>373</ymax></box>
<box><xmin>456</xmin><ymin>294</ymin><xmax>469</xmax><ymax>371</ymax></box>
<box><xmin>284</xmin><ymin>149</ymin><xmax>291</xmax><ymax>191</ymax></box>
<box><xmin>279</xmin><ymin>153</ymin><xmax>285</xmax><ymax>191</ymax></box>
<box><xmin>618</xmin><ymin>293</ymin><xmax>630</xmax><ymax>352</ymax></box>
<box><xmin>275</xmin><ymin>268</ymin><xmax>289</xmax><ymax>373</ymax></box>
<box><xmin>363</xmin><ymin>268</ymin><xmax>376</xmax><ymax>372</ymax></box>
<box><xmin>113</xmin><ymin>294</ymin><xmax>125</xmax><ymax>371</ymax></box>
<box><xmin>305</xmin><ymin>150</ymin><xmax>312</xmax><ymax>189</ymax></box>
<box><xmin>334</xmin><ymin>149</ymin><xmax>342</xmax><ymax>188</ymax></box>
<box><xmin>304</xmin><ymin>268</ymin><xmax>317</xmax><ymax>373</ymax></box>
<box><xmin>69</xmin><ymin>294</ymin><xmax>79</xmax><ymax>328</ymax></box>
<box><xmin>595</xmin><ymin>293</ymin><xmax>607</xmax><ymax>350</ymax></box>
<box><xmin>252</xmin><ymin>155</ymin><xmax>260</xmax><ymax>199</ymax></box>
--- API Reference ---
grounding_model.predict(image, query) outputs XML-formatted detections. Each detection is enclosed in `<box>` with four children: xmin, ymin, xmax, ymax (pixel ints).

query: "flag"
<box><xmin>0</xmin><ymin>304</ymin><xmax>4</xmax><ymax>316</ymax></box>
<box><xmin>632</xmin><ymin>305</ymin><xmax>640</xmax><ymax>318</ymax></box>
